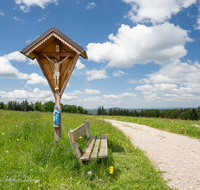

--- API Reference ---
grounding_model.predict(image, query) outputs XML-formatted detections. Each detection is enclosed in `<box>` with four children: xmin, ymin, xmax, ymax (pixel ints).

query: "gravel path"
<box><xmin>104</xmin><ymin>119</ymin><xmax>200</xmax><ymax>190</ymax></box>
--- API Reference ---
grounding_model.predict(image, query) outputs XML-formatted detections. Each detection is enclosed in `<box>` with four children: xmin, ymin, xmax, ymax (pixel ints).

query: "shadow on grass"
<box><xmin>108</xmin><ymin>140</ymin><xmax>125</xmax><ymax>152</ymax></box>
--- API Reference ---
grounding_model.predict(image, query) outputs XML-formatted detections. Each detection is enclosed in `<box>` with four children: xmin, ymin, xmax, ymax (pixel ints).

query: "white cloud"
<box><xmin>0</xmin><ymin>55</ymin><xmax>47</xmax><ymax>86</ymax></box>
<box><xmin>141</xmin><ymin>59</ymin><xmax>200</xmax><ymax>84</ymax></box>
<box><xmin>135</xmin><ymin>83</ymin><xmax>178</xmax><ymax>94</ymax></box>
<box><xmin>0</xmin><ymin>88</ymin><xmax>53</xmax><ymax>102</ymax></box>
<box><xmin>4</xmin><ymin>51</ymin><xmax>26</xmax><ymax>62</ymax></box>
<box><xmin>127</xmin><ymin>78</ymin><xmax>139</xmax><ymax>83</ymax></box>
<box><xmin>86</xmin><ymin>2</ymin><xmax>96</xmax><ymax>9</ymax></box>
<box><xmin>83</xmin><ymin>96</ymin><xmax>101</xmax><ymax>102</ymax></box>
<box><xmin>0</xmin><ymin>10</ymin><xmax>4</xmax><ymax>17</ymax></box>
<box><xmin>26</xmin><ymin>73</ymin><xmax>48</xmax><ymax>86</ymax></box>
<box><xmin>87</xmin><ymin>22</ymin><xmax>193</xmax><ymax>68</ymax></box>
<box><xmin>85</xmin><ymin>89</ymin><xmax>101</xmax><ymax>95</ymax></box>
<box><xmin>62</xmin><ymin>93</ymin><xmax>80</xmax><ymax>100</ymax></box>
<box><xmin>113</xmin><ymin>70</ymin><xmax>129</xmax><ymax>76</ymax></box>
<box><xmin>0</xmin><ymin>56</ymin><xmax>29</xmax><ymax>79</ymax></box>
<box><xmin>123</xmin><ymin>0</ymin><xmax>197</xmax><ymax>23</ymax></box>
<box><xmin>15</xmin><ymin>0</ymin><xmax>58</xmax><ymax>12</ymax></box>
<box><xmin>103</xmin><ymin>92</ymin><xmax>137</xmax><ymax>99</ymax></box>
<box><xmin>76</xmin><ymin>59</ymin><xmax>85</xmax><ymax>70</ymax></box>
<box><xmin>195</xmin><ymin>18</ymin><xmax>200</xmax><ymax>30</ymax></box>
<box><xmin>27</xmin><ymin>59</ymin><xmax>38</xmax><ymax>65</ymax></box>
<box><xmin>142</xmin><ymin>92</ymin><xmax>161</xmax><ymax>101</ymax></box>
<box><xmin>85</xmin><ymin>68</ymin><xmax>109</xmax><ymax>81</ymax></box>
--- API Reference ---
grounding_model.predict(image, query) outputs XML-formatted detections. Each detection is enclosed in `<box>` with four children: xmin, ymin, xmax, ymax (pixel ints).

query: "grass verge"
<box><xmin>0</xmin><ymin>110</ymin><xmax>170</xmax><ymax>189</ymax></box>
<box><xmin>102</xmin><ymin>115</ymin><xmax>200</xmax><ymax>139</ymax></box>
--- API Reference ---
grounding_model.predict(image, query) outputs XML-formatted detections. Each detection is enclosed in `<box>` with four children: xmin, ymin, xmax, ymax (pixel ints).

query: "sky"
<box><xmin>1</xmin><ymin>0</ymin><xmax>200</xmax><ymax>109</ymax></box>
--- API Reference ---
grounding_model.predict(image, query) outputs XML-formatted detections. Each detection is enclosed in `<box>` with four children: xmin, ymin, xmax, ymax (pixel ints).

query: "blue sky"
<box><xmin>1</xmin><ymin>0</ymin><xmax>200</xmax><ymax>109</ymax></box>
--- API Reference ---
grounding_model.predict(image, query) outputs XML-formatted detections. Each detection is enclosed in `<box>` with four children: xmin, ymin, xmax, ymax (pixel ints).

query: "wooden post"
<box><xmin>54</xmin><ymin>90</ymin><xmax>61</xmax><ymax>140</ymax></box>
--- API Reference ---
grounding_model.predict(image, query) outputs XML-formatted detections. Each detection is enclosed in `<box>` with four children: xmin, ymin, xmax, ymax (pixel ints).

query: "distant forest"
<box><xmin>97</xmin><ymin>106</ymin><xmax>200</xmax><ymax>120</ymax></box>
<box><xmin>0</xmin><ymin>100</ymin><xmax>88</xmax><ymax>114</ymax></box>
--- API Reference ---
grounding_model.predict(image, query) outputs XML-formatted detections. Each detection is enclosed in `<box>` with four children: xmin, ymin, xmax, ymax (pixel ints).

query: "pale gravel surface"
<box><xmin>104</xmin><ymin>119</ymin><xmax>200</xmax><ymax>190</ymax></box>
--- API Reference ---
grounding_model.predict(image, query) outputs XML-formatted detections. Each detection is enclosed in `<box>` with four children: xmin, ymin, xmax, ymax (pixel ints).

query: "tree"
<box><xmin>97</xmin><ymin>106</ymin><xmax>102</xmax><ymax>115</ymax></box>
<box><xmin>0</xmin><ymin>102</ymin><xmax>5</xmax><ymax>109</ymax></box>
<box><xmin>34</xmin><ymin>101</ymin><xmax>42</xmax><ymax>111</ymax></box>
<box><xmin>71</xmin><ymin>105</ymin><xmax>78</xmax><ymax>113</ymax></box>
<box><xmin>41</xmin><ymin>101</ymin><xmax>54</xmax><ymax>112</ymax></box>
<box><xmin>147</xmin><ymin>110</ymin><xmax>156</xmax><ymax>117</ymax></box>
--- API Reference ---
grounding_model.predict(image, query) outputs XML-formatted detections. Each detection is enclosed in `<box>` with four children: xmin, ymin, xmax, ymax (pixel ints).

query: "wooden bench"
<box><xmin>68</xmin><ymin>121</ymin><xmax>108</xmax><ymax>161</ymax></box>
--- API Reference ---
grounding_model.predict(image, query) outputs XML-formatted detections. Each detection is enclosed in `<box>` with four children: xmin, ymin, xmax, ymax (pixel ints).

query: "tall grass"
<box><xmin>103</xmin><ymin>115</ymin><xmax>200</xmax><ymax>139</ymax></box>
<box><xmin>0</xmin><ymin>110</ymin><xmax>170</xmax><ymax>189</ymax></box>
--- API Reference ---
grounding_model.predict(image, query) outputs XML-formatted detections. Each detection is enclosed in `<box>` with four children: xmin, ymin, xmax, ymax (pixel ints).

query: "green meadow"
<box><xmin>0</xmin><ymin>110</ymin><xmax>171</xmax><ymax>190</ymax></box>
<box><xmin>103</xmin><ymin>115</ymin><xmax>200</xmax><ymax>139</ymax></box>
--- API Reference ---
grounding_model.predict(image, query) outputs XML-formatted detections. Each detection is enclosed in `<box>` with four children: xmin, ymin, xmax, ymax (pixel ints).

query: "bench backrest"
<box><xmin>68</xmin><ymin>121</ymin><xmax>90</xmax><ymax>159</ymax></box>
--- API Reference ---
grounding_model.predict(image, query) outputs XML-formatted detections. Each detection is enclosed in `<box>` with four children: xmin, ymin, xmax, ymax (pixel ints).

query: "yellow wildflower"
<box><xmin>79</xmin><ymin>136</ymin><xmax>82</xmax><ymax>139</ymax></box>
<box><xmin>181</xmin><ymin>127</ymin><xmax>184</xmax><ymax>130</ymax></box>
<box><xmin>111</xmin><ymin>139</ymin><xmax>113</xmax><ymax>141</ymax></box>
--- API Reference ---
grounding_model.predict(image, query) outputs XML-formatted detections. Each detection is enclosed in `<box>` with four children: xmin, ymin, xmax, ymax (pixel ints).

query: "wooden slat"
<box><xmin>70</xmin><ymin>121</ymin><xmax>90</xmax><ymax>141</ymax></box>
<box><xmin>90</xmin><ymin>136</ymin><xmax>100</xmax><ymax>160</ymax></box>
<box><xmin>99</xmin><ymin>135</ymin><xmax>108</xmax><ymax>158</ymax></box>
<box><xmin>80</xmin><ymin>136</ymin><xmax>96</xmax><ymax>161</ymax></box>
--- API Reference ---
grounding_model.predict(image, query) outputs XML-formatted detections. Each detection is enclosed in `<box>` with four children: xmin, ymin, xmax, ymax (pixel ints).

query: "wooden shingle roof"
<box><xmin>22</xmin><ymin>26</ymin><xmax>87</xmax><ymax>59</ymax></box>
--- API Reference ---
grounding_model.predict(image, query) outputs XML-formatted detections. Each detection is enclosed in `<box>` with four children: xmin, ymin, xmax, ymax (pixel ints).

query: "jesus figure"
<box><xmin>43</xmin><ymin>53</ymin><xmax>71</xmax><ymax>90</ymax></box>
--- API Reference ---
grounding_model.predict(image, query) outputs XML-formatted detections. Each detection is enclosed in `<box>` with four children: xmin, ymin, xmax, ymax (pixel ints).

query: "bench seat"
<box><xmin>68</xmin><ymin>121</ymin><xmax>108</xmax><ymax>161</ymax></box>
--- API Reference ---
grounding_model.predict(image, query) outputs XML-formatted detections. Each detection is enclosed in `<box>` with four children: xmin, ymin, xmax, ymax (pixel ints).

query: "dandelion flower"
<box><xmin>79</xmin><ymin>136</ymin><xmax>82</xmax><ymax>139</ymax></box>
<box><xmin>181</xmin><ymin>127</ymin><xmax>184</xmax><ymax>130</ymax></box>
<box><xmin>111</xmin><ymin>139</ymin><xmax>113</xmax><ymax>141</ymax></box>
<box><xmin>136</xmin><ymin>184</ymin><xmax>139</xmax><ymax>187</ymax></box>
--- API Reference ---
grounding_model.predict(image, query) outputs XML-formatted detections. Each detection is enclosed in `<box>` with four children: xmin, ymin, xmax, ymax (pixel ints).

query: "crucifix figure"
<box><xmin>43</xmin><ymin>53</ymin><xmax>71</xmax><ymax>90</ymax></box>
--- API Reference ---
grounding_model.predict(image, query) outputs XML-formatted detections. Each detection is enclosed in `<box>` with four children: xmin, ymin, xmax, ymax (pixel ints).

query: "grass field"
<box><xmin>103</xmin><ymin>115</ymin><xmax>200</xmax><ymax>140</ymax></box>
<box><xmin>0</xmin><ymin>110</ymin><xmax>170</xmax><ymax>190</ymax></box>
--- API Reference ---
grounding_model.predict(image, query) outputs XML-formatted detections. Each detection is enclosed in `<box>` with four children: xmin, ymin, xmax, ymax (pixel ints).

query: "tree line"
<box><xmin>97</xmin><ymin>106</ymin><xmax>200</xmax><ymax>120</ymax></box>
<box><xmin>0</xmin><ymin>100</ymin><xmax>88</xmax><ymax>114</ymax></box>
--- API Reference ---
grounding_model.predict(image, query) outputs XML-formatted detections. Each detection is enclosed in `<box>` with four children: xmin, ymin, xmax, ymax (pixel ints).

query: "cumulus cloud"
<box><xmin>87</xmin><ymin>22</ymin><xmax>193</xmax><ymax>68</ymax></box>
<box><xmin>0</xmin><ymin>56</ymin><xmax>29</xmax><ymax>79</ymax></box>
<box><xmin>4</xmin><ymin>51</ymin><xmax>26</xmax><ymax>62</ymax></box>
<box><xmin>15</xmin><ymin>0</ymin><xmax>58</xmax><ymax>12</ymax></box>
<box><xmin>76</xmin><ymin>59</ymin><xmax>85</xmax><ymax>70</ymax></box>
<box><xmin>0</xmin><ymin>88</ymin><xmax>53</xmax><ymax>102</ymax></box>
<box><xmin>103</xmin><ymin>92</ymin><xmax>137</xmax><ymax>99</ymax></box>
<box><xmin>123</xmin><ymin>0</ymin><xmax>197</xmax><ymax>23</ymax></box>
<box><xmin>85</xmin><ymin>89</ymin><xmax>101</xmax><ymax>95</ymax></box>
<box><xmin>26</xmin><ymin>73</ymin><xmax>48</xmax><ymax>86</ymax></box>
<box><xmin>141</xmin><ymin>59</ymin><xmax>200</xmax><ymax>84</ymax></box>
<box><xmin>85</xmin><ymin>68</ymin><xmax>109</xmax><ymax>81</ymax></box>
<box><xmin>135</xmin><ymin>60</ymin><xmax>200</xmax><ymax>102</ymax></box>
<box><xmin>0</xmin><ymin>54</ymin><xmax>47</xmax><ymax>86</ymax></box>
<box><xmin>86</xmin><ymin>2</ymin><xmax>96</xmax><ymax>9</ymax></box>
<box><xmin>27</xmin><ymin>59</ymin><xmax>38</xmax><ymax>65</ymax></box>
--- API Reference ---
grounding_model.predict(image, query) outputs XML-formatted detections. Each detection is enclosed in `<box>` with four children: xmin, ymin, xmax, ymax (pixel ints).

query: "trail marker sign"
<box><xmin>22</xmin><ymin>27</ymin><xmax>87</xmax><ymax>140</ymax></box>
